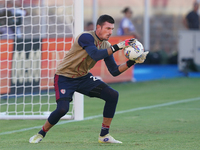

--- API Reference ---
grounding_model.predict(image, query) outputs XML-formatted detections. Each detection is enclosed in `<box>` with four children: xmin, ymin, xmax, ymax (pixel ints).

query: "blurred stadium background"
<box><xmin>1</xmin><ymin>0</ymin><xmax>199</xmax><ymax>66</ymax></box>
<box><xmin>0</xmin><ymin>1</ymin><xmax>200</xmax><ymax>149</ymax></box>
<box><xmin>0</xmin><ymin>0</ymin><xmax>200</xmax><ymax>119</ymax></box>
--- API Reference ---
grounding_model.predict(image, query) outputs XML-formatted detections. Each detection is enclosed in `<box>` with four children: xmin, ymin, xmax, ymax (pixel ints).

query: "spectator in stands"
<box><xmin>6</xmin><ymin>1</ymin><xmax>27</xmax><ymax>38</ymax></box>
<box><xmin>0</xmin><ymin>4</ymin><xmax>14</xmax><ymax>39</ymax></box>
<box><xmin>117</xmin><ymin>7</ymin><xmax>140</xmax><ymax>39</ymax></box>
<box><xmin>183</xmin><ymin>2</ymin><xmax>199</xmax><ymax>30</ymax></box>
<box><xmin>85</xmin><ymin>21</ymin><xmax>94</xmax><ymax>31</ymax></box>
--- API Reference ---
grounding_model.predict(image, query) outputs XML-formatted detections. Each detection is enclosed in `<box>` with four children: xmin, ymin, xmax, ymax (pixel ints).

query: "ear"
<box><xmin>96</xmin><ymin>24</ymin><xmax>101</xmax><ymax>30</ymax></box>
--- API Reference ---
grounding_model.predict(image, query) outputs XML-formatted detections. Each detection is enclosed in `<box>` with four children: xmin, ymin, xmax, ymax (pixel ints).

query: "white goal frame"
<box><xmin>0</xmin><ymin>0</ymin><xmax>84</xmax><ymax>120</ymax></box>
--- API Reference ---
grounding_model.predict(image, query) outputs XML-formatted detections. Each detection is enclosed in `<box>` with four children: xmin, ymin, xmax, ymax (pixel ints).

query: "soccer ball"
<box><xmin>124</xmin><ymin>40</ymin><xmax>144</xmax><ymax>61</ymax></box>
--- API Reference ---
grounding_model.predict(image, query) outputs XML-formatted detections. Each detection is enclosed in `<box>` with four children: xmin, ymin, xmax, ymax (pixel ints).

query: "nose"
<box><xmin>109</xmin><ymin>29</ymin><xmax>113</xmax><ymax>34</ymax></box>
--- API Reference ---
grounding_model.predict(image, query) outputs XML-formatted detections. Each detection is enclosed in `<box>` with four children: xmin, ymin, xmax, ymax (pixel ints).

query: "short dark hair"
<box><xmin>122</xmin><ymin>7</ymin><xmax>131</xmax><ymax>13</ymax></box>
<box><xmin>96</xmin><ymin>15</ymin><xmax>115</xmax><ymax>26</ymax></box>
<box><xmin>87</xmin><ymin>21</ymin><xmax>93</xmax><ymax>26</ymax></box>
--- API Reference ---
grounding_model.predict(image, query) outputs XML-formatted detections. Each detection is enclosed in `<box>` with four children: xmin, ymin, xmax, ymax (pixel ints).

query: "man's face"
<box><xmin>96</xmin><ymin>22</ymin><xmax>114</xmax><ymax>41</ymax></box>
<box><xmin>126</xmin><ymin>10</ymin><xmax>133</xmax><ymax>18</ymax></box>
<box><xmin>194</xmin><ymin>3</ymin><xmax>199</xmax><ymax>12</ymax></box>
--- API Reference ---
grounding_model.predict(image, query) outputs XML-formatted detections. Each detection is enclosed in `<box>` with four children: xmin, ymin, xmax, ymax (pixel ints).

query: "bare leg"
<box><xmin>43</xmin><ymin>120</ymin><xmax>54</xmax><ymax>131</ymax></box>
<box><xmin>103</xmin><ymin>117</ymin><xmax>112</xmax><ymax>126</ymax></box>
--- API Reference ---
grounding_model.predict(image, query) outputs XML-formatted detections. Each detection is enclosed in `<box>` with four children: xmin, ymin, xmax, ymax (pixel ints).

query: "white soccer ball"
<box><xmin>124</xmin><ymin>40</ymin><xmax>144</xmax><ymax>61</ymax></box>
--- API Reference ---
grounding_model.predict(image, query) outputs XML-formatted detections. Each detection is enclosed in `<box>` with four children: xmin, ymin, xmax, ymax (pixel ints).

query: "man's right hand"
<box><xmin>117</xmin><ymin>38</ymin><xmax>137</xmax><ymax>49</ymax></box>
<box><xmin>111</xmin><ymin>38</ymin><xmax>137</xmax><ymax>53</ymax></box>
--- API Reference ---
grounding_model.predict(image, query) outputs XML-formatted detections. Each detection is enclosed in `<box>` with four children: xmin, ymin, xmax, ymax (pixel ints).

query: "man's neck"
<box><xmin>95</xmin><ymin>31</ymin><xmax>103</xmax><ymax>41</ymax></box>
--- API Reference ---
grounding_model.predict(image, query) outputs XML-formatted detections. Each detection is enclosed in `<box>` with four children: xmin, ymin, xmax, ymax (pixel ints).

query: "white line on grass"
<box><xmin>0</xmin><ymin>96</ymin><xmax>200</xmax><ymax>136</ymax></box>
<box><xmin>156</xmin><ymin>108</ymin><xmax>200</xmax><ymax>111</ymax></box>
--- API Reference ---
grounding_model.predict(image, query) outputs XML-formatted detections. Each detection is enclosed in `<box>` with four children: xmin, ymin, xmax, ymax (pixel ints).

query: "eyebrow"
<box><xmin>106</xmin><ymin>26</ymin><xmax>114</xmax><ymax>30</ymax></box>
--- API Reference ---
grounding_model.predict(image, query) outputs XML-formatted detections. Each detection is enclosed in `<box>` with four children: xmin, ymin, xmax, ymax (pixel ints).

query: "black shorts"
<box><xmin>54</xmin><ymin>73</ymin><xmax>106</xmax><ymax>101</ymax></box>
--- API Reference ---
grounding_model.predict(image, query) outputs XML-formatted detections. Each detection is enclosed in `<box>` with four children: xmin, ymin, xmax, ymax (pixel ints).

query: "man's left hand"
<box><xmin>135</xmin><ymin>51</ymin><xmax>149</xmax><ymax>64</ymax></box>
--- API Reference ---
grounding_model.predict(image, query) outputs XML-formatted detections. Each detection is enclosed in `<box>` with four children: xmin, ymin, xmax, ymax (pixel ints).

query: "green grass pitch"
<box><xmin>0</xmin><ymin>77</ymin><xmax>200</xmax><ymax>150</ymax></box>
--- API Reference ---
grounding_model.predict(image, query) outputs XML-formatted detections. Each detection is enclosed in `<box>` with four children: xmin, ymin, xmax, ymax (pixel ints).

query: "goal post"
<box><xmin>73</xmin><ymin>0</ymin><xmax>84</xmax><ymax>120</ymax></box>
<box><xmin>0</xmin><ymin>0</ymin><xmax>84</xmax><ymax>120</ymax></box>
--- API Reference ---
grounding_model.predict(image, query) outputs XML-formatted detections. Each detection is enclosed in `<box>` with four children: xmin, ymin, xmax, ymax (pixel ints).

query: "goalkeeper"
<box><xmin>29</xmin><ymin>14</ymin><xmax>148</xmax><ymax>144</ymax></box>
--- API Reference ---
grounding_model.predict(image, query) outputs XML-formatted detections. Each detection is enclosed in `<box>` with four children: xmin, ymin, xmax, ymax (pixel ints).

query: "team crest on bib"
<box><xmin>60</xmin><ymin>89</ymin><xmax>66</xmax><ymax>94</ymax></box>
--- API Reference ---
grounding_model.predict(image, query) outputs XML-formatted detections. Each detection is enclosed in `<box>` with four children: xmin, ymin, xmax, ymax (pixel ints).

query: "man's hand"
<box><xmin>111</xmin><ymin>38</ymin><xmax>137</xmax><ymax>53</ymax></box>
<box><xmin>117</xmin><ymin>38</ymin><xmax>137</xmax><ymax>49</ymax></box>
<box><xmin>135</xmin><ymin>51</ymin><xmax>149</xmax><ymax>64</ymax></box>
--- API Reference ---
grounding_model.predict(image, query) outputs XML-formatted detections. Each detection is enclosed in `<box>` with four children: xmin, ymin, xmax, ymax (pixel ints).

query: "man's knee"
<box><xmin>48</xmin><ymin>98</ymin><xmax>70</xmax><ymax>125</ymax></box>
<box><xmin>109</xmin><ymin>89</ymin><xmax>119</xmax><ymax>101</ymax></box>
<box><xmin>57</xmin><ymin>107</ymin><xmax>68</xmax><ymax>116</ymax></box>
<box><xmin>56</xmin><ymin>98</ymin><xmax>70</xmax><ymax>116</ymax></box>
<box><xmin>101</xmin><ymin>86</ymin><xmax>119</xmax><ymax>104</ymax></box>
<box><xmin>102</xmin><ymin>88</ymin><xmax>119</xmax><ymax>118</ymax></box>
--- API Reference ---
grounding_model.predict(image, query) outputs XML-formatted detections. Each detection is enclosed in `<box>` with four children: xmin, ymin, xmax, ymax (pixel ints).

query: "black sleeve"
<box><xmin>78</xmin><ymin>33</ymin><xmax>109</xmax><ymax>61</ymax></box>
<box><xmin>104</xmin><ymin>55</ymin><xmax>121</xmax><ymax>76</ymax></box>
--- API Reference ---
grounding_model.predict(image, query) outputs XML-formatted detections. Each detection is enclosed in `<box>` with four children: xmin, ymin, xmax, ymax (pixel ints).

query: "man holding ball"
<box><xmin>29</xmin><ymin>14</ymin><xmax>148</xmax><ymax>144</ymax></box>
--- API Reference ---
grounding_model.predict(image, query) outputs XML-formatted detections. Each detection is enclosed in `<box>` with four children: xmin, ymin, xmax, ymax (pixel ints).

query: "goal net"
<box><xmin>0</xmin><ymin>0</ymin><xmax>84</xmax><ymax>120</ymax></box>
